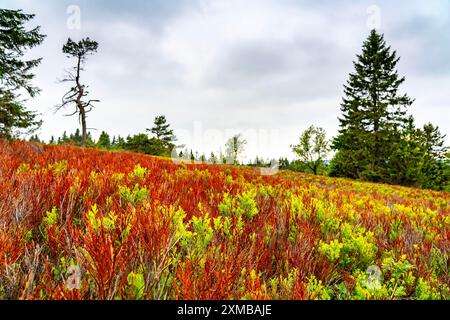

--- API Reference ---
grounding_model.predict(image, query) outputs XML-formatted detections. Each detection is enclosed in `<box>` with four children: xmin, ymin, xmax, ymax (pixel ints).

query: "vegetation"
<box><xmin>225</xmin><ymin>134</ymin><xmax>247</xmax><ymax>165</ymax></box>
<box><xmin>292</xmin><ymin>126</ymin><xmax>329</xmax><ymax>175</ymax></box>
<box><xmin>330</xmin><ymin>30</ymin><xmax>448</xmax><ymax>191</ymax></box>
<box><xmin>0</xmin><ymin>9</ymin><xmax>45</xmax><ymax>138</ymax></box>
<box><xmin>0</xmin><ymin>140</ymin><xmax>448</xmax><ymax>300</ymax></box>
<box><xmin>0</xmin><ymin>6</ymin><xmax>448</xmax><ymax>302</ymax></box>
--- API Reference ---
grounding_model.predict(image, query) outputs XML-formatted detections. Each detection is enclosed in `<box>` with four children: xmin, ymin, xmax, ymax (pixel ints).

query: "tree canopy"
<box><xmin>0</xmin><ymin>9</ymin><xmax>45</xmax><ymax>138</ymax></box>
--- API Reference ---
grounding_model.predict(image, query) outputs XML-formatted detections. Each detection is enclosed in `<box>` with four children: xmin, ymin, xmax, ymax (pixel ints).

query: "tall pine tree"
<box><xmin>0</xmin><ymin>9</ymin><xmax>45</xmax><ymax>138</ymax></box>
<box><xmin>331</xmin><ymin>30</ymin><xmax>413</xmax><ymax>182</ymax></box>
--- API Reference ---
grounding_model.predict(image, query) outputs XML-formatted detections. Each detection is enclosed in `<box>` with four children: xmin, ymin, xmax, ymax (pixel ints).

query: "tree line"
<box><xmin>1</xmin><ymin>9</ymin><xmax>448</xmax><ymax>191</ymax></box>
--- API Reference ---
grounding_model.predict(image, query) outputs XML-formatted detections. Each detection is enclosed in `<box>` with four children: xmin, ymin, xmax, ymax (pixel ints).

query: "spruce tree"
<box><xmin>331</xmin><ymin>30</ymin><xmax>413</xmax><ymax>181</ymax></box>
<box><xmin>420</xmin><ymin>123</ymin><xmax>448</xmax><ymax>190</ymax></box>
<box><xmin>0</xmin><ymin>9</ymin><xmax>45</xmax><ymax>138</ymax></box>
<box><xmin>97</xmin><ymin>131</ymin><xmax>111</xmax><ymax>149</ymax></box>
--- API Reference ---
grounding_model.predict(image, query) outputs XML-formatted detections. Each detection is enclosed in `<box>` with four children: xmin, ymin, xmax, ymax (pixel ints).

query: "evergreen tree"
<box><xmin>73</xmin><ymin>128</ymin><xmax>82</xmax><ymax>144</ymax></box>
<box><xmin>29</xmin><ymin>134</ymin><xmax>40</xmax><ymax>143</ymax></box>
<box><xmin>61</xmin><ymin>131</ymin><xmax>68</xmax><ymax>144</ymax></box>
<box><xmin>123</xmin><ymin>133</ymin><xmax>167</xmax><ymax>156</ymax></box>
<box><xmin>97</xmin><ymin>131</ymin><xmax>111</xmax><ymax>149</ymax></box>
<box><xmin>331</xmin><ymin>30</ymin><xmax>413</xmax><ymax>181</ymax></box>
<box><xmin>386</xmin><ymin>117</ymin><xmax>425</xmax><ymax>186</ymax></box>
<box><xmin>420</xmin><ymin>123</ymin><xmax>448</xmax><ymax>190</ymax></box>
<box><xmin>148</xmin><ymin>116</ymin><xmax>176</xmax><ymax>144</ymax></box>
<box><xmin>0</xmin><ymin>9</ymin><xmax>45</xmax><ymax>138</ymax></box>
<box><xmin>117</xmin><ymin>136</ymin><xmax>126</xmax><ymax>148</ymax></box>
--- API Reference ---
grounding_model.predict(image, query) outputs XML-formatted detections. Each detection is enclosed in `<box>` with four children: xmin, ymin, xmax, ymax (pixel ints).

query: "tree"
<box><xmin>209</xmin><ymin>152</ymin><xmax>217</xmax><ymax>164</ymax></box>
<box><xmin>331</xmin><ymin>30</ymin><xmax>414</xmax><ymax>182</ymax></box>
<box><xmin>123</xmin><ymin>133</ymin><xmax>167</xmax><ymax>156</ymax></box>
<box><xmin>292</xmin><ymin>125</ymin><xmax>329</xmax><ymax>175</ymax></box>
<box><xmin>71</xmin><ymin>128</ymin><xmax>82</xmax><ymax>144</ymax></box>
<box><xmin>56</xmin><ymin>38</ymin><xmax>99</xmax><ymax>147</ymax></box>
<box><xmin>97</xmin><ymin>131</ymin><xmax>111</xmax><ymax>149</ymax></box>
<box><xmin>279</xmin><ymin>158</ymin><xmax>290</xmax><ymax>170</ymax></box>
<box><xmin>29</xmin><ymin>134</ymin><xmax>41</xmax><ymax>143</ymax></box>
<box><xmin>225</xmin><ymin>134</ymin><xmax>247</xmax><ymax>165</ymax></box>
<box><xmin>60</xmin><ymin>131</ymin><xmax>68</xmax><ymax>144</ymax></box>
<box><xmin>147</xmin><ymin>115</ymin><xmax>176</xmax><ymax>150</ymax></box>
<box><xmin>420</xmin><ymin>123</ymin><xmax>448</xmax><ymax>190</ymax></box>
<box><xmin>0</xmin><ymin>9</ymin><xmax>45</xmax><ymax>138</ymax></box>
<box><xmin>386</xmin><ymin>117</ymin><xmax>426</xmax><ymax>186</ymax></box>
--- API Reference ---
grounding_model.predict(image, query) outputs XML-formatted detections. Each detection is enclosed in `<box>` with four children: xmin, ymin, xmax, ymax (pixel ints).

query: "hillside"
<box><xmin>0</xmin><ymin>140</ymin><xmax>448</xmax><ymax>300</ymax></box>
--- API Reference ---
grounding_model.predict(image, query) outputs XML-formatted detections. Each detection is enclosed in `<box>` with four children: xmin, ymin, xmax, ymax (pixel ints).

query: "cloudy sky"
<box><xmin>3</xmin><ymin>0</ymin><xmax>450</xmax><ymax>161</ymax></box>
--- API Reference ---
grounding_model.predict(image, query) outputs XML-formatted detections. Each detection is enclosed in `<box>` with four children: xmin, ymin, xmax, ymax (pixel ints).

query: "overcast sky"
<box><xmin>3</xmin><ymin>0</ymin><xmax>450</xmax><ymax>161</ymax></box>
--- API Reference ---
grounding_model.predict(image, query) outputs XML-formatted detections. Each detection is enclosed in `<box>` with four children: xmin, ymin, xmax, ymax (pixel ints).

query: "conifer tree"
<box><xmin>331</xmin><ymin>30</ymin><xmax>413</xmax><ymax>181</ymax></box>
<box><xmin>420</xmin><ymin>123</ymin><xmax>448</xmax><ymax>190</ymax></box>
<box><xmin>97</xmin><ymin>131</ymin><xmax>111</xmax><ymax>149</ymax></box>
<box><xmin>0</xmin><ymin>9</ymin><xmax>45</xmax><ymax>138</ymax></box>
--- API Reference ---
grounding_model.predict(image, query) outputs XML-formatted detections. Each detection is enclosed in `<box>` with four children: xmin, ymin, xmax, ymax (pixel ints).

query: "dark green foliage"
<box><xmin>123</xmin><ymin>133</ymin><xmax>168</xmax><ymax>156</ymax></box>
<box><xmin>147</xmin><ymin>115</ymin><xmax>176</xmax><ymax>146</ymax></box>
<box><xmin>387</xmin><ymin>121</ymin><xmax>448</xmax><ymax>190</ymax></box>
<box><xmin>386</xmin><ymin>117</ymin><xmax>426</xmax><ymax>186</ymax></box>
<box><xmin>332</xmin><ymin>30</ymin><xmax>413</xmax><ymax>181</ymax></box>
<box><xmin>143</xmin><ymin>115</ymin><xmax>177</xmax><ymax>156</ymax></box>
<box><xmin>62</xmin><ymin>38</ymin><xmax>98</xmax><ymax>61</ymax></box>
<box><xmin>28</xmin><ymin>134</ymin><xmax>41</xmax><ymax>143</ymax></box>
<box><xmin>97</xmin><ymin>131</ymin><xmax>111</xmax><ymax>149</ymax></box>
<box><xmin>419</xmin><ymin>123</ymin><xmax>448</xmax><ymax>190</ymax></box>
<box><xmin>278</xmin><ymin>158</ymin><xmax>290</xmax><ymax>170</ymax></box>
<box><xmin>0</xmin><ymin>92</ymin><xmax>42</xmax><ymax>138</ymax></box>
<box><xmin>0</xmin><ymin>9</ymin><xmax>45</xmax><ymax>138</ymax></box>
<box><xmin>331</xmin><ymin>30</ymin><xmax>413</xmax><ymax>182</ymax></box>
<box><xmin>55</xmin><ymin>129</ymin><xmax>94</xmax><ymax>146</ymax></box>
<box><xmin>444</xmin><ymin>152</ymin><xmax>450</xmax><ymax>192</ymax></box>
<box><xmin>331</xmin><ymin>30</ymin><xmax>449</xmax><ymax>190</ymax></box>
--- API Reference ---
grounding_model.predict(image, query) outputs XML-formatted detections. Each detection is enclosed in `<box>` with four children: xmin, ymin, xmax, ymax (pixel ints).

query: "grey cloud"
<box><xmin>1</xmin><ymin>0</ymin><xmax>449</xmax><ymax>158</ymax></box>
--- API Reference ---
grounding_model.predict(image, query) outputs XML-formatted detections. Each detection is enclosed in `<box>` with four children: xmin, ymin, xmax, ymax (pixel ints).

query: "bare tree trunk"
<box><xmin>80</xmin><ymin>106</ymin><xmax>87</xmax><ymax>147</ymax></box>
<box><xmin>75</xmin><ymin>55</ymin><xmax>87</xmax><ymax>147</ymax></box>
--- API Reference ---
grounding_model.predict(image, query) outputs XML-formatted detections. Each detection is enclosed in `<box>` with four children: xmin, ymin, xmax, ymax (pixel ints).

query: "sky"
<box><xmin>3</xmin><ymin>0</ymin><xmax>450</xmax><ymax>161</ymax></box>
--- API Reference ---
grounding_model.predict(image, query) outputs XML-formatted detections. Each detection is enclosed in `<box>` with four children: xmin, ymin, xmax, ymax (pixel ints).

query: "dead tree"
<box><xmin>56</xmin><ymin>38</ymin><xmax>99</xmax><ymax>147</ymax></box>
